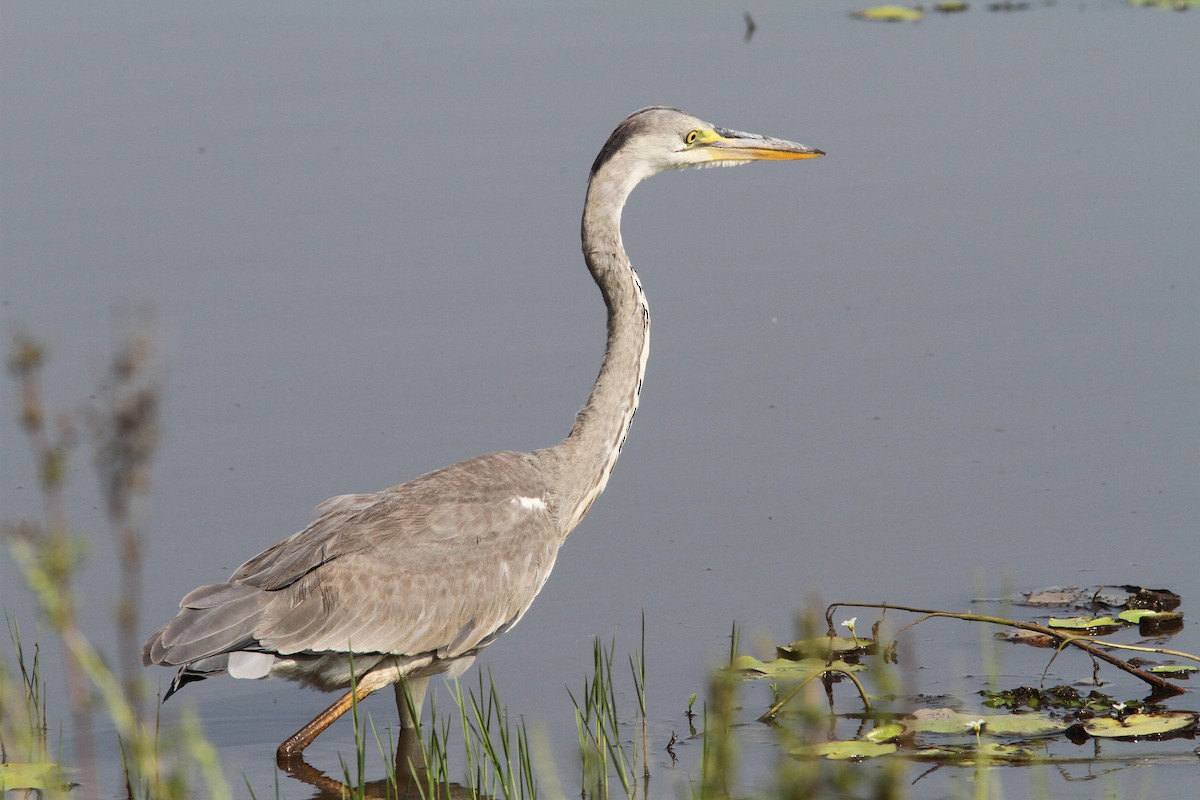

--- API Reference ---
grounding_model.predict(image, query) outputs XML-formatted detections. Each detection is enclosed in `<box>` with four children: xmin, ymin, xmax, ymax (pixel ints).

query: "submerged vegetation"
<box><xmin>3</xmin><ymin>329</ymin><xmax>1198</xmax><ymax>799</ymax></box>
<box><xmin>732</xmin><ymin>596</ymin><xmax>1196</xmax><ymax>775</ymax></box>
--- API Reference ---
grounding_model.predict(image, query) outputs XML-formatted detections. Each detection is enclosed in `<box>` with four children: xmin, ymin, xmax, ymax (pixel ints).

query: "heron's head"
<box><xmin>590</xmin><ymin>107</ymin><xmax>824</xmax><ymax>190</ymax></box>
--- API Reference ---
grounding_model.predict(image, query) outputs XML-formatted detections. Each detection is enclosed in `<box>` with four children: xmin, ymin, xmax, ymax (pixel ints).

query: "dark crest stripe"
<box><xmin>590</xmin><ymin>106</ymin><xmax>685</xmax><ymax>176</ymax></box>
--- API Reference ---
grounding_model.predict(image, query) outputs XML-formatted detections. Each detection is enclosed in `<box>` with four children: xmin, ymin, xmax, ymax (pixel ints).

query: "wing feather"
<box><xmin>144</xmin><ymin>451</ymin><xmax>562</xmax><ymax>678</ymax></box>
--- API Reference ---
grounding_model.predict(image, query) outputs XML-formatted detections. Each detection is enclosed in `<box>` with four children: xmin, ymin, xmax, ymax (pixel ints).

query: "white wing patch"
<box><xmin>513</xmin><ymin>496</ymin><xmax>547</xmax><ymax>512</ymax></box>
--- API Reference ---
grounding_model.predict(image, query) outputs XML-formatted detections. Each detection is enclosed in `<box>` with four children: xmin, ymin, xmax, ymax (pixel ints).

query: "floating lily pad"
<box><xmin>1132</xmin><ymin>610</ymin><xmax>1184</xmax><ymax>635</ymax></box>
<box><xmin>910</xmin><ymin>742</ymin><xmax>1037</xmax><ymax>762</ymax></box>
<box><xmin>0</xmin><ymin>762</ymin><xmax>67</xmax><ymax>791</ymax></box>
<box><xmin>1079</xmin><ymin>712</ymin><xmax>1197</xmax><ymax>739</ymax></box>
<box><xmin>730</xmin><ymin>654</ymin><xmax>864</xmax><ymax>681</ymax></box>
<box><xmin>1047</xmin><ymin>616</ymin><xmax>1122</xmax><ymax>633</ymax></box>
<box><xmin>1128</xmin><ymin>0</ymin><xmax>1200</xmax><ymax>8</ymax></box>
<box><xmin>778</xmin><ymin>636</ymin><xmax>875</xmax><ymax>660</ymax></box>
<box><xmin>790</xmin><ymin>740</ymin><xmax>898</xmax><ymax>759</ymax></box>
<box><xmin>851</xmin><ymin>5</ymin><xmax>924</xmax><ymax>20</ymax></box>
<box><xmin>908</xmin><ymin>708</ymin><xmax>1069</xmax><ymax>737</ymax></box>
<box><xmin>1148</xmin><ymin>664</ymin><xmax>1198</xmax><ymax>678</ymax></box>
<box><xmin>864</xmin><ymin>722</ymin><xmax>907</xmax><ymax>743</ymax></box>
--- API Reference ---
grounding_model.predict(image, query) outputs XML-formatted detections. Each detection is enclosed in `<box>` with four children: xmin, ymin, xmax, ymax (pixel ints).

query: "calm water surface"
<box><xmin>2</xmin><ymin>2</ymin><xmax>1197</xmax><ymax>797</ymax></box>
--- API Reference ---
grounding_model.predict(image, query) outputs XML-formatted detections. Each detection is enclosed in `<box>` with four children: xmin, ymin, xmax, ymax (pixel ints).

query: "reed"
<box><xmin>2</xmin><ymin>327</ymin><xmax>229</xmax><ymax>800</ymax></box>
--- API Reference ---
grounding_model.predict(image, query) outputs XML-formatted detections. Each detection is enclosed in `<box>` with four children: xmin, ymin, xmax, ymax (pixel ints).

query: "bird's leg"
<box><xmin>276</xmin><ymin>682</ymin><xmax>382</xmax><ymax>764</ymax></box>
<box><xmin>395</xmin><ymin>675</ymin><xmax>429</xmax><ymax>730</ymax></box>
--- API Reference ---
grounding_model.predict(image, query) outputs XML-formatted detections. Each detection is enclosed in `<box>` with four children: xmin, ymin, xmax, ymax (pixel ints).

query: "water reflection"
<box><xmin>277</xmin><ymin>727</ymin><xmax>480</xmax><ymax>800</ymax></box>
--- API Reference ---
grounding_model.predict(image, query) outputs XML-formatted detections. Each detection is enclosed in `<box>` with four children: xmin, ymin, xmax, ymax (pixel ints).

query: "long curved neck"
<box><xmin>547</xmin><ymin>167</ymin><xmax>650</xmax><ymax>536</ymax></box>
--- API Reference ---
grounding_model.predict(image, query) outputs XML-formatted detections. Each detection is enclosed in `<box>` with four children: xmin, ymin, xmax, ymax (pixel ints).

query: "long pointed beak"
<box><xmin>708</xmin><ymin>127</ymin><xmax>825</xmax><ymax>162</ymax></box>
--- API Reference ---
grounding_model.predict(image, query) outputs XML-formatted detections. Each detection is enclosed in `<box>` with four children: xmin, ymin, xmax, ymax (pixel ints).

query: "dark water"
<box><xmin>2</xmin><ymin>2</ymin><xmax>1197</xmax><ymax>797</ymax></box>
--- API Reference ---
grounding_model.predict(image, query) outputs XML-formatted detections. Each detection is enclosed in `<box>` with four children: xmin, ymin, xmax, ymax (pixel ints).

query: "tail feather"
<box><xmin>144</xmin><ymin>583</ymin><xmax>267</xmax><ymax>667</ymax></box>
<box><xmin>161</xmin><ymin>654</ymin><xmax>229</xmax><ymax>702</ymax></box>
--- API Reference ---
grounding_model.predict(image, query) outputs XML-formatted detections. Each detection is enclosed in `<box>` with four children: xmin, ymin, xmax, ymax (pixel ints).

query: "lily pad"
<box><xmin>1079</xmin><ymin>712</ymin><xmax>1197</xmax><ymax>739</ymax></box>
<box><xmin>1129</xmin><ymin>610</ymin><xmax>1184</xmax><ymax>635</ymax></box>
<box><xmin>1128</xmin><ymin>0</ymin><xmax>1200</xmax><ymax>8</ymax></box>
<box><xmin>864</xmin><ymin>722</ymin><xmax>907</xmax><ymax>743</ymax></box>
<box><xmin>0</xmin><ymin>762</ymin><xmax>66</xmax><ymax>791</ymax></box>
<box><xmin>1047</xmin><ymin>616</ymin><xmax>1122</xmax><ymax>633</ymax></box>
<box><xmin>910</xmin><ymin>742</ymin><xmax>1037</xmax><ymax>762</ymax></box>
<box><xmin>907</xmin><ymin>708</ymin><xmax>1069</xmax><ymax>737</ymax></box>
<box><xmin>778</xmin><ymin>636</ymin><xmax>875</xmax><ymax>660</ymax></box>
<box><xmin>1117</xmin><ymin>608</ymin><xmax>1183</xmax><ymax>627</ymax></box>
<box><xmin>1147</xmin><ymin>664</ymin><xmax>1197</xmax><ymax>678</ymax></box>
<box><xmin>851</xmin><ymin>5</ymin><xmax>924</xmax><ymax>21</ymax></box>
<box><xmin>790</xmin><ymin>740</ymin><xmax>898</xmax><ymax>760</ymax></box>
<box><xmin>730</xmin><ymin>654</ymin><xmax>864</xmax><ymax>681</ymax></box>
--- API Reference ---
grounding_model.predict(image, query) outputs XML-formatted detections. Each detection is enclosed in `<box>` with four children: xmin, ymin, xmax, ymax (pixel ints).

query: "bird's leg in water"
<box><xmin>274</xmin><ymin>675</ymin><xmax>431</xmax><ymax>765</ymax></box>
<box><xmin>276</xmin><ymin>683</ymin><xmax>383</xmax><ymax>764</ymax></box>
<box><xmin>389</xmin><ymin>727</ymin><xmax>426</xmax><ymax>794</ymax></box>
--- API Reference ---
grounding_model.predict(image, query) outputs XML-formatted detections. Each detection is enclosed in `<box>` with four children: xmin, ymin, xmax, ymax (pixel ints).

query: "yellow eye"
<box><xmin>685</xmin><ymin>130</ymin><xmax>699</xmax><ymax>145</ymax></box>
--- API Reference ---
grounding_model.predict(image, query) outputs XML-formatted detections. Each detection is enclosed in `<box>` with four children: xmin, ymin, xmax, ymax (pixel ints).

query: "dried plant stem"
<box><xmin>89</xmin><ymin>318</ymin><xmax>160</xmax><ymax>725</ymax></box>
<box><xmin>7</xmin><ymin>333</ymin><xmax>99</xmax><ymax>795</ymax></box>
<box><xmin>826</xmin><ymin>601</ymin><xmax>1187</xmax><ymax>697</ymax></box>
<box><xmin>757</xmin><ymin>665</ymin><xmax>872</xmax><ymax>723</ymax></box>
<box><xmin>1053</xmin><ymin>638</ymin><xmax>1200</xmax><ymax>664</ymax></box>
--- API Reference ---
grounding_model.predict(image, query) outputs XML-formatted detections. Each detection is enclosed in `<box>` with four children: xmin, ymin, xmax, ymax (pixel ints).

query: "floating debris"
<box><xmin>852</xmin><ymin>4</ymin><xmax>925</xmax><ymax>20</ymax></box>
<box><xmin>1128</xmin><ymin>0</ymin><xmax>1197</xmax><ymax>8</ymax></box>
<box><xmin>1019</xmin><ymin>584</ymin><xmax>1181</xmax><ymax>612</ymax></box>
<box><xmin>1124</xmin><ymin>586</ymin><xmax>1182</xmax><ymax>612</ymax></box>
<box><xmin>997</xmin><ymin>629</ymin><xmax>1058</xmax><ymax>647</ymax></box>
<box><xmin>982</xmin><ymin>685</ymin><xmax>1136</xmax><ymax>713</ymax></box>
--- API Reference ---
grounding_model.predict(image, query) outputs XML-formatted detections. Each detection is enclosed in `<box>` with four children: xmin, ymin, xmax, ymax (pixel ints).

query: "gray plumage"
<box><xmin>143</xmin><ymin>107</ymin><xmax>823</xmax><ymax>760</ymax></box>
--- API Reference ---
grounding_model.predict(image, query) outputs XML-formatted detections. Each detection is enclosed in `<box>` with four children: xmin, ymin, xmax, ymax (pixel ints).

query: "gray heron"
<box><xmin>143</xmin><ymin>107</ymin><xmax>823</xmax><ymax>761</ymax></box>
